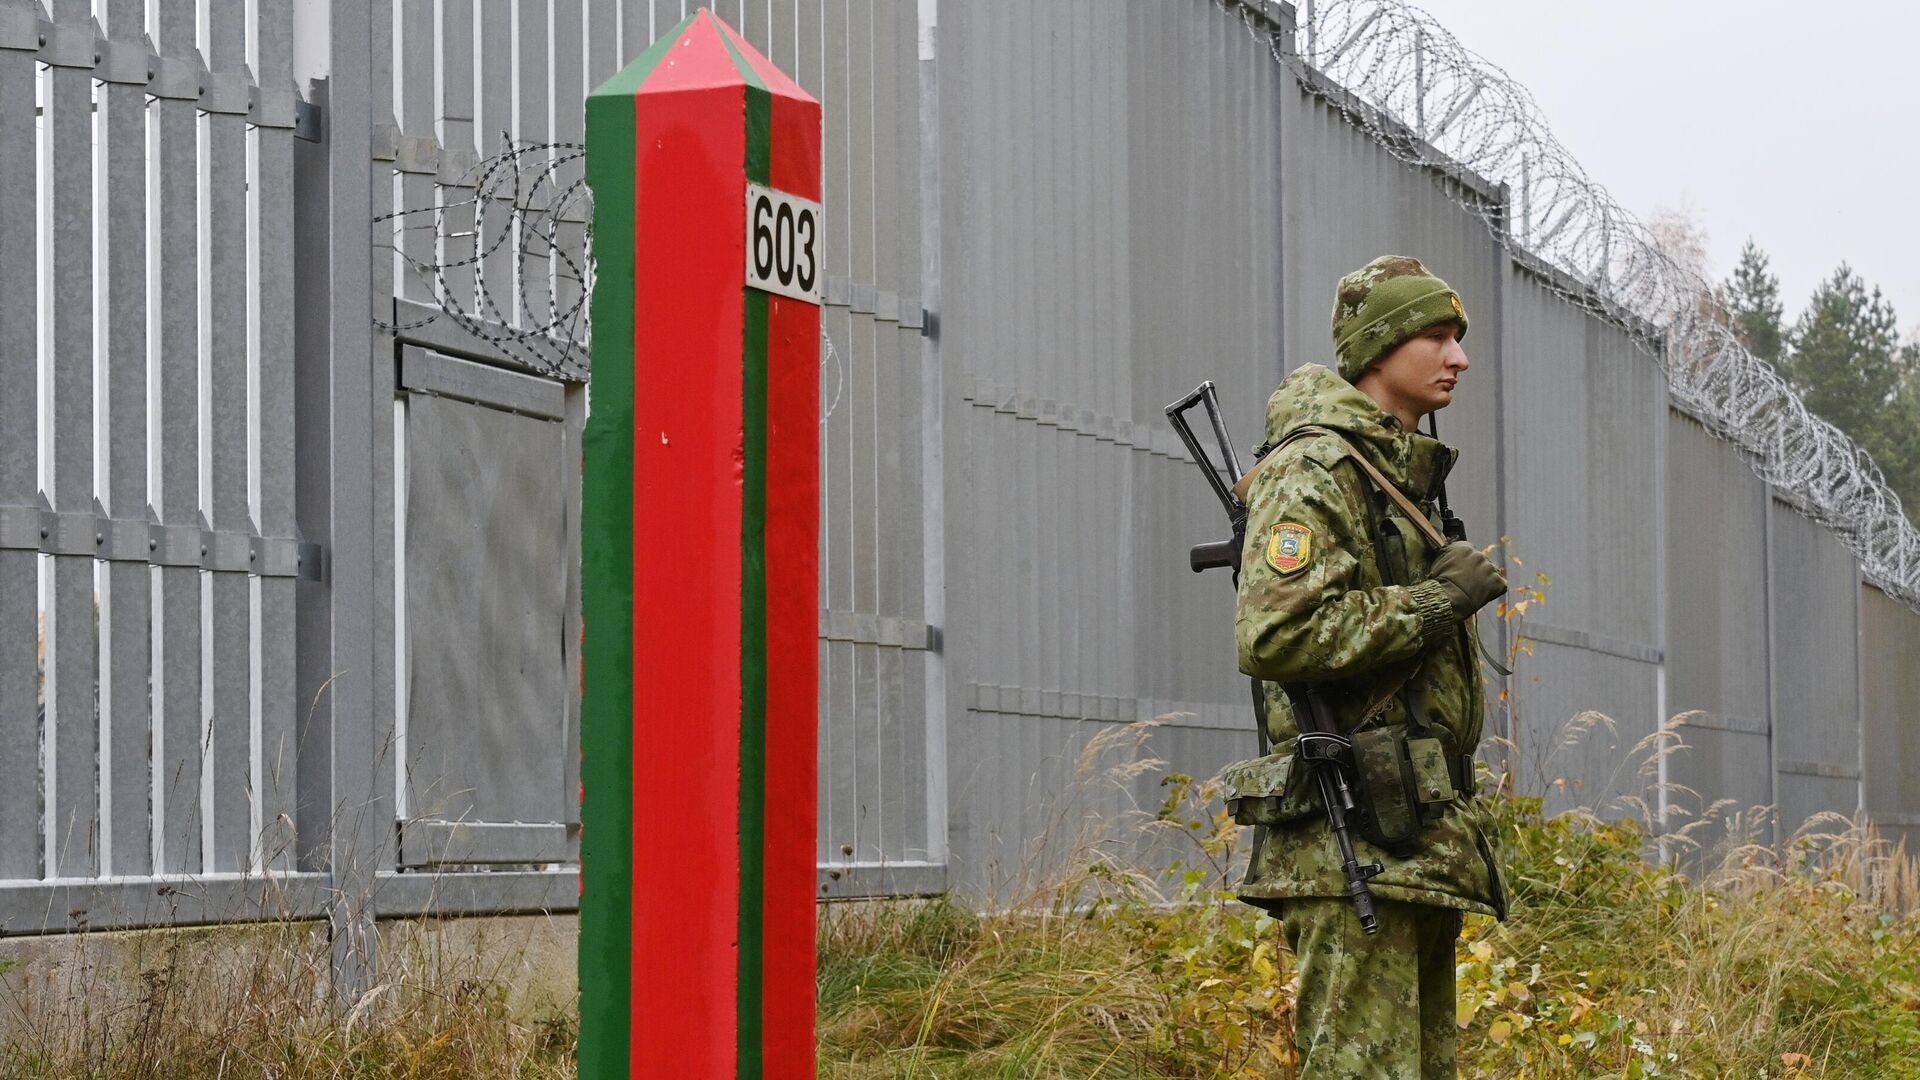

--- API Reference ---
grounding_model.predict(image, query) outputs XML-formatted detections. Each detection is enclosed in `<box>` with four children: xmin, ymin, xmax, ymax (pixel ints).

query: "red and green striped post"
<box><xmin>580</xmin><ymin>11</ymin><xmax>821</xmax><ymax>1078</ymax></box>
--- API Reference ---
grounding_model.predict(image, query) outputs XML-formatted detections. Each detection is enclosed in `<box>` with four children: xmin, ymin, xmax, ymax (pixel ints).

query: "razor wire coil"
<box><xmin>1212</xmin><ymin>0</ymin><xmax>1920</xmax><ymax>607</ymax></box>
<box><xmin>375</xmin><ymin>137</ymin><xmax>595</xmax><ymax>379</ymax></box>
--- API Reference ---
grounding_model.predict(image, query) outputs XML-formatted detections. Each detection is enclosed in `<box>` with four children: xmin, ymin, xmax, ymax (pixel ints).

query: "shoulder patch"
<box><xmin>1265</xmin><ymin>521</ymin><xmax>1314</xmax><ymax>574</ymax></box>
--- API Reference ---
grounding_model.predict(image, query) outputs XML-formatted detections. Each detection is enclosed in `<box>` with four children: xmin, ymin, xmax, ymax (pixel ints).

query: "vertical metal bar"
<box><xmin>868</xmin><ymin>0</ymin><xmax>905</xmax><ymax>864</ymax></box>
<box><xmin>587</xmin><ymin>0</ymin><xmax>619</xmax><ymax>87</ymax></box>
<box><xmin>651</xmin><ymin>0</ymin><xmax>678</xmax><ymax>43</ymax></box>
<box><xmin>552</xmin><ymin>0</ymin><xmax>586</xmax><ymax>341</ymax></box>
<box><xmin>563</xmin><ymin>384</ymin><xmax>584</xmax><ymax>828</ymax></box>
<box><xmin>915</xmin><ymin>0</ymin><xmax>947</xmax><ymax>867</ymax></box>
<box><xmin>793</xmin><ymin>0</ymin><xmax>830</xmax><ymax>868</ymax></box>
<box><xmin>1854</xmin><ymin>572</ymin><xmax>1866</xmax><ymax>818</ymax></box>
<box><xmin>1413</xmin><ymin>26</ymin><xmax>1424</xmax><ymax>140</ymax></box>
<box><xmin>848</xmin><ymin>0</ymin><xmax>879</xmax><ymax>865</ymax></box>
<box><xmin>821</xmin><ymin>0</ymin><xmax>855</xmax><ymax>864</ymax></box>
<box><xmin>207</xmin><ymin>0</ymin><xmax>255</xmax><ymax>874</ymax></box>
<box><xmin>476</xmin><ymin>0</ymin><xmax>511</xmax><ymax>323</ymax></box>
<box><xmin>329</xmin><ymin>0</ymin><xmax>383</xmax><ymax>1005</ymax></box>
<box><xmin>516</xmin><ymin>0</ymin><xmax>552</xmax><ymax>330</ymax></box>
<box><xmin>888</xmin><ymin>0</ymin><xmax>926</xmax><ymax>860</ymax></box>
<box><xmin>0</xmin><ymin>3</ymin><xmax>41</xmax><ymax>880</ymax></box>
<box><xmin>554</xmin><ymin>0</ymin><xmax>587</xmax><ymax>824</ymax></box>
<box><xmin>370</xmin><ymin>0</ymin><xmax>400</xmax><ymax>874</ymax></box>
<box><xmin>256</xmin><ymin>0</ymin><xmax>300</xmax><ymax>872</ymax></box>
<box><xmin>1518</xmin><ymin>154</ymin><xmax>1530</xmax><ymax>246</ymax></box>
<box><xmin>101</xmin><ymin>0</ymin><xmax>153</xmax><ymax>878</ymax></box>
<box><xmin>1762</xmin><ymin>492</ymin><xmax>1779</xmax><ymax>849</ymax></box>
<box><xmin>45</xmin><ymin>0</ymin><xmax>100</xmax><ymax>880</ymax></box>
<box><xmin>620</xmin><ymin>0</ymin><xmax>648</xmax><ymax>70</ymax></box>
<box><xmin>292</xmin><ymin>105</ymin><xmax>331</xmax><ymax>874</ymax></box>
<box><xmin>438</xmin><ymin>0</ymin><xmax>478</xmax><ymax>314</ymax></box>
<box><xmin>387</xmin><ymin>0</ymin><xmax>429</xmax><ymax>827</ymax></box>
<box><xmin>396</xmin><ymin>0</ymin><xmax>436</xmax><ymax>307</ymax></box>
<box><xmin>153</xmin><ymin>0</ymin><xmax>204</xmax><ymax>876</ymax></box>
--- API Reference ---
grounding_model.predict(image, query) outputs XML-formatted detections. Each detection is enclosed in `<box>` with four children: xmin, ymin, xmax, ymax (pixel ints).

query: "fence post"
<box><xmin>579</xmin><ymin>11</ymin><xmax>822</xmax><ymax>1079</ymax></box>
<box><xmin>324</xmin><ymin>0</ymin><xmax>384</xmax><ymax>1008</ymax></box>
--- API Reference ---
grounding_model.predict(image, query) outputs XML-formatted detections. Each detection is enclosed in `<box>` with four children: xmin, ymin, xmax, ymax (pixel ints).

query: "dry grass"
<box><xmin>817</xmin><ymin>715</ymin><xmax>1920</xmax><ymax>1079</ymax></box>
<box><xmin>5</xmin><ymin>713</ymin><xmax>1916</xmax><ymax>1078</ymax></box>
<box><xmin>0</xmin><ymin>915</ymin><xmax>576</xmax><ymax>1079</ymax></box>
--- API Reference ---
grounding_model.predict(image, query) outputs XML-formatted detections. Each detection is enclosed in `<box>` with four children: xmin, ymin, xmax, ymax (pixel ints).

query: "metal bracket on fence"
<box><xmin>395</xmin><ymin>133</ymin><xmax>440</xmax><ymax>175</ymax></box>
<box><xmin>200</xmin><ymin>67</ymin><xmax>253</xmax><ymax>115</ymax></box>
<box><xmin>40</xmin><ymin>505</ymin><xmax>94</xmax><ymax>557</ymax></box>
<box><xmin>203</xmin><ymin>527</ymin><xmax>254</xmax><ymax>573</ymax></box>
<box><xmin>147</xmin><ymin>49</ymin><xmax>206</xmax><ymax>101</ymax></box>
<box><xmin>94</xmin><ymin>32</ymin><xmax>150</xmax><ymax>84</ymax></box>
<box><xmin>292</xmin><ymin>98</ymin><xmax>321</xmax><ymax>143</ymax></box>
<box><xmin>249</xmin><ymin>84</ymin><xmax>299</xmax><ymax>130</ymax></box>
<box><xmin>36</xmin><ymin>15</ymin><xmax>95</xmax><ymax>68</ymax></box>
<box><xmin>254</xmin><ymin>535</ymin><xmax>307</xmax><ymax>578</ymax></box>
<box><xmin>149</xmin><ymin>520</ymin><xmax>204</xmax><ymax>567</ymax></box>
<box><xmin>0</xmin><ymin>3</ymin><xmax>47</xmax><ymax>53</ymax></box>
<box><xmin>97</xmin><ymin>505</ymin><xmax>151</xmax><ymax>562</ymax></box>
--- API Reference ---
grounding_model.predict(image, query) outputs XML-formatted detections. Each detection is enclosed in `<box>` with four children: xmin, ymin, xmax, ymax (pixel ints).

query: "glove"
<box><xmin>1427</xmin><ymin>541</ymin><xmax>1507</xmax><ymax>619</ymax></box>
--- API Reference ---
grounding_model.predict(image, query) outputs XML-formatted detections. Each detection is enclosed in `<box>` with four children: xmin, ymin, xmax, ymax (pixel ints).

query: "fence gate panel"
<box><xmin>395</xmin><ymin>346</ymin><xmax>578</xmax><ymax>866</ymax></box>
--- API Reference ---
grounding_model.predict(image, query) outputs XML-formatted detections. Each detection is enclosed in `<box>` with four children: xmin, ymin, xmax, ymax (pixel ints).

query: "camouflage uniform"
<box><xmin>1233</xmin><ymin>363</ymin><xmax>1505</xmax><ymax>920</ymax></box>
<box><xmin>1229</xmin><ymin>258</ymin><xmax>1507</xmax><ymax>1079</ymax></box>
<box><xmin>1282</xmin><ymin>897</ymin><xmax>1463</xmax><ymax>1079</ymax></box>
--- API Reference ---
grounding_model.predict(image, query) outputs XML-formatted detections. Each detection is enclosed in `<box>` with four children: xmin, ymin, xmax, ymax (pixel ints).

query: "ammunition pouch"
<box><xmin>1222</xmin><ymin>752</ymin><xmax>1317</xmax><ymax>828</ymax></box>
<box><xmin>1347</xmin><ymin>728</ymin><xmax>1463</xmax><ymax>856</ymax></box>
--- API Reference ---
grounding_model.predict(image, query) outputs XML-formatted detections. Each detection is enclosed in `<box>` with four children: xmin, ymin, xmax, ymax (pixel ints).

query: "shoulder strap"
<box><xmin>1232</xmin><ymin>425</ymin><xmax>1449</xmax><ymax>550</ymax></box>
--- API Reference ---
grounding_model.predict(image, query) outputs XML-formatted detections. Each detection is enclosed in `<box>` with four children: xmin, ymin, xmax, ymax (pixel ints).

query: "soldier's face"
<box><xmin>1366</xmin><ymin>321</ymin><xmax>1470</xmax><ymax>420</ymax></box>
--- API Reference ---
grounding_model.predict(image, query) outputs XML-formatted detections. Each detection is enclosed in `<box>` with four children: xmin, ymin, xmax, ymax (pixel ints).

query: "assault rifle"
<box><xmin>1165</xmin><ymin>380</ymin><xmax>1384</xmax><ymax>934</ymax></box>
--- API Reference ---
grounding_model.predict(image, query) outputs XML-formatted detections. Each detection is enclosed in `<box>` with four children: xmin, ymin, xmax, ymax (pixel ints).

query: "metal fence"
<box><xmin>0</xmin><ymin>0</ymin><xmax>1916</xmax><ymax>978</ymax></box>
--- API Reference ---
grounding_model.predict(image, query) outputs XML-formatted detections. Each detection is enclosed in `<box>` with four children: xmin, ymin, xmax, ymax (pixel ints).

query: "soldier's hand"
<box><xmin>1428</xmin><ymin>541</ymin><xmax>1507</xmax><ymax>619</ymax></box>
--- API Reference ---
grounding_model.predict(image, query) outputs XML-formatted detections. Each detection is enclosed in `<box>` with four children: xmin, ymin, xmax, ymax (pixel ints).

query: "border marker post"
<box><xmin>580</xmin><ymin>11</ymin><xmax>821</xmax><ymax>1078</ymax></box>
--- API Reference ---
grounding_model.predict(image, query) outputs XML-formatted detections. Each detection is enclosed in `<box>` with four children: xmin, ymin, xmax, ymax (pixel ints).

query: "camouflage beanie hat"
<box><xmin>1330</xmin><ymin>255</ymin><xmax>1469</xmax><ymax>382</ymax></box>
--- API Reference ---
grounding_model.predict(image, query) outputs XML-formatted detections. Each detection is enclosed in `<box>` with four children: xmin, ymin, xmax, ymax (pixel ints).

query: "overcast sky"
<box><xmin>1405</xmin><ymin>0</ymin><xmax>1920</xmax><ymax>338</ymax></box>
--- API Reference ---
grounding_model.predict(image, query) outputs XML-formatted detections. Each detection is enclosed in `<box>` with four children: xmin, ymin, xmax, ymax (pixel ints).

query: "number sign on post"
<box><xmin>746</xmin><ymin>183</ymin><xmax>822</xmax><ymax>304</ymax></box>
<box><xmin>580</xmin><ymin>11</ymin><xmax>821</xmax><ymax>1080</ymax></box>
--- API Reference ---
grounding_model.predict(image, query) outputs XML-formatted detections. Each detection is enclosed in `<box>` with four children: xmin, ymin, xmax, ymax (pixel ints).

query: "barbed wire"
<box><xmin>375</xmin><ymin>137</ymin><xmax>594</xmax><ymax>378</ymax></box>
<box><xmin>1209</xmin><ymin>0</ymin><xmax>1920</xmax><ymax>608</ymax></box>
<box><xmin>821</xmin><ymin>329</ymin><xmax>846</xmax><ymax>425</ymax></box>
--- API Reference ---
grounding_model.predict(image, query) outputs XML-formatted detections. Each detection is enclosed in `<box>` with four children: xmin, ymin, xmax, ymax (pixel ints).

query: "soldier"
<box><xmin>1232</xmin><ymin>256</ymin><xmax>1510</xmax><ymax>1079</ymax></box>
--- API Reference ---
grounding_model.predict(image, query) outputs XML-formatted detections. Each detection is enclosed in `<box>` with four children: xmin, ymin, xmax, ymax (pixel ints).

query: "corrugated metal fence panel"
<box><xmin>1664</xmin><ymin>412</ymin><xmax>1773</xmax><ymax>839</ymax></box>
<box><xmin>1121</xmin><ymin>0</ymin><xmax>1286</xmax><ymax>854</ymax></box>
<box><xmin>1767</xmin><ymin>497</ymin><xmax>1863</xmax><ymax>837</ymax></box>
<box><xmin>1276</xmin><ymin>70</ymin><xmax>1505</xmax><ymax>562</ymax></box>
<box><xmin>1500</xmin><ymin>265</ymin><xmax>1664</xmax><ymax>814</ymax></box>
<box><xmin>935</xmin><ymin>0</ymin><xmax>1288</xmax><ymax>897</ymax></box>
<box><xmin>795</xmin><ymin>0</ymin><xmax>934</xmax><ymax>876</ymax></box>
<box><xmin>1861</xmin><ymin>584</ymin><xmax>1920</xmax><ymax>851</ymax></box>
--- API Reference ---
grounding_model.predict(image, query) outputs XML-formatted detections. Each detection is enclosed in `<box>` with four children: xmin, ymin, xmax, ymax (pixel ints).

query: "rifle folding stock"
<box><xmin>1163</xmin><ymin>380</ymin><xmax>1246</xmax><ymax>574</ymax></box>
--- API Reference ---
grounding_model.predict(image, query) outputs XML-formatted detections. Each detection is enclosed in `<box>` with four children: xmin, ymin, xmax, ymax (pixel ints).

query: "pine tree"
<box><xmin>1723</xmin><ymin>239</ymin><xmax>1785</xmax><ymax>368</ymax></box>
<box><xmin>1783</xmin><ymin>265</ymin><xmax>1902</xmax><ymax>456</ymax></box>
<box><xmin>1885</xmin><ymin>339</ymin><xmax>1920</xmax><ymax>522</ymax></box>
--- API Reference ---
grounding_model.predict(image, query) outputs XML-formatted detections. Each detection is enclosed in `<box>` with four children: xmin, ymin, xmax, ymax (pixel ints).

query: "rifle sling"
<box><xmin>1236</xmin><ymin>425</ymin><xmax>1514</xmax><ymax>681</ymax></box>
<box><xmin>1232</xmin><ymin>425</ymin><xmax>1449</xmax><ymax>550</ymax></box>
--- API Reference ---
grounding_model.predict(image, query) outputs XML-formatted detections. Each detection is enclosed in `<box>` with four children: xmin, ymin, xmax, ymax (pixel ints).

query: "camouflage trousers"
<box><xmin>1275</xmin><ymin>896</ymin><xmax>1464</xmax><ymax>1080</ymax></box>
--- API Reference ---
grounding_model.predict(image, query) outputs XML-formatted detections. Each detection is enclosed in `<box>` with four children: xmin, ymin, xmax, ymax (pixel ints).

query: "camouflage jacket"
<box><xmin>1232</xmin><ymin>363</ymin><xmax>1507</xmax><ymax>919</ymax></box>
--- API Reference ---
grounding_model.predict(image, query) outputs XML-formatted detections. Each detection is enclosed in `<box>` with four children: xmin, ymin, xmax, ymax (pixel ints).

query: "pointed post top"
<box><xmin>588</xmin><ymin>8</ymin><xmax>817</xmax><ymax>104</ymax></box>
